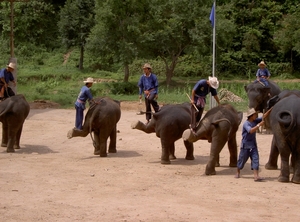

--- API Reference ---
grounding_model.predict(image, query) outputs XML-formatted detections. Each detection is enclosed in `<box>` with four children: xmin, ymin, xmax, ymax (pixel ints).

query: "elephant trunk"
<box><xmin>67</xmin><ymin>128</ymin><xmax>89</xmax><ymax>138</ymax></box>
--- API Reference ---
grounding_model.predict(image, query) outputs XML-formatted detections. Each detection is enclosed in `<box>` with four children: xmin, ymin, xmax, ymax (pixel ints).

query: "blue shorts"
<box><xmin>237</xmin><ymin>147</ymin><xmax>259</xmax><ymax>170</ymax></box>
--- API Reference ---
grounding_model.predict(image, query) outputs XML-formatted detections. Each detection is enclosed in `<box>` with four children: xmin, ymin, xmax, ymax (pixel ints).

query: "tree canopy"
<box><xmin>0</xmin><ymin>0</ymin><xmax>300</xmax><ymax>82</ymax></box>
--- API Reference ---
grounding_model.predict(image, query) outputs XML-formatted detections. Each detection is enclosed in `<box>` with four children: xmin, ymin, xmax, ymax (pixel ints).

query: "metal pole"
<box><xmin>210</xmin><ymin>0</ymin><xmax>216</xmax><ymax>109</ymax></box>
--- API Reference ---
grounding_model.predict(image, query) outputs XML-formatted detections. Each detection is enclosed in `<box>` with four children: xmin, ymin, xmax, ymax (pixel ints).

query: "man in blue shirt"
<box><xmin>235</xmin><ymin>108</ymin><xmax>272</xmax><ymax>181</ymax></box>
<box><xmin>0</xmin><ymin>62</ymin><xmax>16</xmax><ymax>100</ymax></box>
<box><xmin>255</xmin><ymin>61</ymin><xmax>271</xmax><ymax>86</ymax></box>
<box><xmin>189</xmin><ymin>76</ymin><xmax>220</xmax><ymax>130</ymax></box>
<box><xmin>74</xmin><ymin>77</ymin><xmax>95</xmax><ymax>130</ymax></box>
<box><xmin>138</xmin><ymin>63</ymin><xmax>160</xmax><ymax>124</ymax></box>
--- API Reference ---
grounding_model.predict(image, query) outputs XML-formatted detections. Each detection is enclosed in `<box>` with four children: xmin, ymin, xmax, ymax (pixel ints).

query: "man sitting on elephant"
<box><xmin>254</xmin><ymin>61</ymin><xmax>271</xmax><ymax>87</ymax></box>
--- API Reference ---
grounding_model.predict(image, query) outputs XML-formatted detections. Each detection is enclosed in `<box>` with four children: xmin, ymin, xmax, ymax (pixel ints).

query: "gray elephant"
<box><xmin>0</xmin><ymin>94</ymin><xmax>30</xmax><ymax>153</ymax></box>
<box><xmin>131</xmin><ymin>103</ymin><xmax>194</xmax><ymax>164</ymax></box>
<box><xmin>264</xmin><ymin>90</ymin><xmax>300</xmax><ymax>184</ymax></box>
<box><xmin>67</xmin><ymin>97</ymin><xmax>121</xmax><ymax>157</ymax></box>
<box><xmin>182</xmin><ymin>104</ymin><xmax>243</xmax><ymax>175</ymax></box>
<box><xmin>244</xmin><ymin>80</ymin><xmax>281</xmax><ymax>113</ymax></box>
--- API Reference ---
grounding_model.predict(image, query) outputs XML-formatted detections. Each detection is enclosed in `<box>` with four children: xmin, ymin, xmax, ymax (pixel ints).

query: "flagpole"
<box><xmin>210</xmin><ymin>0</ymin><xmax>216</xmax><ymax>109</ymax></box>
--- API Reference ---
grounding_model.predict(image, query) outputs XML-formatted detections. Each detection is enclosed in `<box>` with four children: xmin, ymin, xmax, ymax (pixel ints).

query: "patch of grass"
<box><xmin>15</xmin><ymin>64</ymin><xmax>299</xmax><ymax>113</ymax></box>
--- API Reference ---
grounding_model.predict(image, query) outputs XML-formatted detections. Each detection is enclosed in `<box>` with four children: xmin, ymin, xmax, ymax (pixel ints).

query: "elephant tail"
<box><xmin>276</xmin><ymin>110</ymin><xmax>296</xmax><ymax>141</ymax></box>
<box><xmin>212</xmin><ymin>118</ymin><xmax>232</xmax><ymax>138</ymax></box>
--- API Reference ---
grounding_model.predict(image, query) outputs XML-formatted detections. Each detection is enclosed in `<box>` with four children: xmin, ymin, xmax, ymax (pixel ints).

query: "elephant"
<box><xmin>264</xmin><ymin>90</ymin><xmax>300</xmax><ymax>183</ymax></box>
<box><xmin>182</xmin><ymin>104</ymin><xmax>243</xmax><ymax>175</ymax></box>
<box><xmin>67</xmin><ymin>97</ymin><xmax>121</xmax><ymax>157</ymax></box>
<box><xmin>131</xmin><ymin>102</ymin><xmax>194</xmax><ymax>164</ymax></box>
<box><xmin>244</xmin><ymin>80</ymin><xmax>281</xmax><ymax>113</ymax></box>
<box><xmin>0</xmin><ymin>94</ymin><xmax>30</xmax><ymax>153</ymax></box>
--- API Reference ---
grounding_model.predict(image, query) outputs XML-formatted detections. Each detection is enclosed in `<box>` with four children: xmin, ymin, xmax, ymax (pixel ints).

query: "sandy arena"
<box><xmin>1</xmin><ymin>101</ymin><xmax>299</xmax><ymax>222</ymax></box>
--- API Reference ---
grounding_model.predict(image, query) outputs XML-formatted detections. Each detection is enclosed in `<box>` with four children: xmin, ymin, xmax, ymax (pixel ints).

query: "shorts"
<box><xmin>237</xmin><ymin>147</ymin><xmax>259</xmax><ymax>170</ymax></box>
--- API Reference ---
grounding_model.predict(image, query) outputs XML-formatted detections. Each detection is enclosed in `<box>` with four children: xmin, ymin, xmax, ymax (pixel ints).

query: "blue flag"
<box><xmin>209</xmin><ymin>4</ymin><xmax>215</xmax><ymax>28</ymax></box>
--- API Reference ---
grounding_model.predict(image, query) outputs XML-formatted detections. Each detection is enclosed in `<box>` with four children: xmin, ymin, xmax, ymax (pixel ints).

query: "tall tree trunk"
<box><xmin>123</xmin><ymin>64</ymin><xmax>129</xmax><ymax>82</ymax></box>
<box><xmin>79</xmin><ymin>45</ymin><xmax>84</xmax><ymax>70</ymax></box>
<box><xmin>164</xmin><ymin>59</ymin><xmax>176</xmax><ymax>86</ymax></box>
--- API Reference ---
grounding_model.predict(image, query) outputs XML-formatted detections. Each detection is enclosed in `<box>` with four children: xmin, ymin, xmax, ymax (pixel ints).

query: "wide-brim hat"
<box><xmin>83</xmin><ymin>77</ymin><xmax>94</xmax><ymax>83</ymax></box>
<box><xmin>208</xmin><ymin>76</ymin><xmax>219</xmax><ymax>89</ymax></box>
<box><xmin>258</xmin><ymin>61</ymin><xmax>266</xmax><ymax>67</ymax></box>
<box><xmin>7</xmin><ymin>62</ymin><xmax>16</xmax><ymax>70</ymax></box>
<box><xmin>142</xmin><ymin>63</ymin><xmax>152</xmax><ymax>69</ymax></box>
<box><xmin>247</xmin><ymin>108</ymin><xmax>258</xmax><ymax>117</ymax></box>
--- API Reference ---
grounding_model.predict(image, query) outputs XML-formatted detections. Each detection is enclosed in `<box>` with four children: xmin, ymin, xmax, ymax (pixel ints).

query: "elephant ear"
<box><xmin>267</xmin><ymin>95</ymin><xmax>279</xmax><ymax>110</ymax></box>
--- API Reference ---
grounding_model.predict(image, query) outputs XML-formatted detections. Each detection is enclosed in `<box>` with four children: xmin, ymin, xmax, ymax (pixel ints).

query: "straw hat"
<box><xmin>258</xmin><ymin>61</ymin><xmax>266</xmax><ymax>67</ymax></box>
<box><xmin>247</xmin><ymin>108</ymin><xmax>258</xmax><ymax>118</ymax></box>
<box><xmin>83</xmin><ymin>77</ymin><xmax>94</xmax><ymax>83</ymax></box>
<box><xmin>208</xmin><ymin>76</ymin><xmax>219</xmax><ymax>89</ymax></box>
<box><xmin>142</xmin><ymin>63</ymin><xmax>152</xmax><ymax>69</ymax></box>
<box><xmin>7</xmin><ymin>62</ymin><xmax>16</xmax><ymax>70</ymax></box>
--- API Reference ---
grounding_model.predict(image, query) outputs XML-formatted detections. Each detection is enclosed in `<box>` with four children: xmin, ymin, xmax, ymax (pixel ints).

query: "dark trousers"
<box><xmin>145</xmin><ymin>94</ymin><xmax>160</xmax><ymax>121</ymax></box>
<box><xmin>75</xmin><ymin>105</ymin><xmax>84</xmax><ymax>130</ymax></box>
<box><xmin>190</xmin><ymin>104</ymin><xmax>204</xmax><ymax>129</ymax></box>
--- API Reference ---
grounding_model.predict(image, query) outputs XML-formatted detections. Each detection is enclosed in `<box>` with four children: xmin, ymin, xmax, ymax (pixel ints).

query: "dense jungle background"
<box><xmin>0</xmin><ymin>0</ymin><xmax>300</xmax><ymax>108</ymax></box>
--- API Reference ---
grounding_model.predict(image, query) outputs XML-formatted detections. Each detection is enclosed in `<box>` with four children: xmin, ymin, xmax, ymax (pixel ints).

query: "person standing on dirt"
<box><xmin>235</xmin><ymin>108</ymin><xmax>272</xmax><ymax>181</ymax></box>
<box><xmin>189</xmin><ymin>76</ymin><xmax>220</xmax><ymax>131</ymax></box>
<box><xmin>0</xmin><ymin>62</ymin><xmax>16</xmax><ymax>100</ymax></box>
<box><xmin>138</xmin><ymin>63</ymin><xmax>160</xmax><ymax>124</ymax></box>
<box><xmin>255</xmin><ymin>61</ymin><xmax>271</xmax><ymax>87</ymax></box>
<box><xmin>74</xmin><ymin>77</ymin><xmax>94</xmax><ymax>130</ymax></box>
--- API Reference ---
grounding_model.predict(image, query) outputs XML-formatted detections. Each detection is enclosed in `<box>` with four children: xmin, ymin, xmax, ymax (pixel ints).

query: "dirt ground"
<box><xmin>1</xmin><ymin>101</ymin><xmax>300</xmax><ymax>222</ymax></box>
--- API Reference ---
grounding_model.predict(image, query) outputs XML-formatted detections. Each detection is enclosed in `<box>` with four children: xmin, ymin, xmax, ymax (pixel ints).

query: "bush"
<box><xmin>108</xmin><ymin>82</ymin><xmax>137</xmax><ymax>95</ymax></box>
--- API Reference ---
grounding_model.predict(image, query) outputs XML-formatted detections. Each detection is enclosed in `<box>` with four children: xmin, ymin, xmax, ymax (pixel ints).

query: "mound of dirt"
<box><xmin>29</xmin><ymin>100</ymin><xmax>60</xmax><ymax>109</ymax></box>
<box><xmin>218</xmin><ymin>88</ymin><xmax>243</xmax><ymax>103</ymax></box>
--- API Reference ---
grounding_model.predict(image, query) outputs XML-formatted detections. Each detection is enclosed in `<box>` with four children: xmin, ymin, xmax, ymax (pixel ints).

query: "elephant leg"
<box><xmin>291</xmin><ymin>151</ymin><xmax>300</xmax><ymax>184</ymax></box>
<box><xmin>6</xmin><ymin>130</ymin><xmax>17</xmax><ymax>153</ymax></box>
<box><xmin>278</xmin><ymin>148</ymin><xmax>290</xmax><ymax>183</ymax></box>
<box><xmin>227</xmin><ymin>135</ymin><xmax>238</xmax><ymax>167</ymax></box>
<box><xmin>14</xmin><ymin>124</ymin><xmax>23</xmax><ymax>149</ymax></box>
<box><xmin>1</xmin><ymin>123</ymin><xmax>8</xmax><ymax>147</ymax></box>
<box><xmin>93</xmin><ymin>132</ymin><xmax>100</xmax><ymax>155</ymax></box>
<box><xmin>99</xmin><ymin>133</ymin><xmax>108</xmax><ymax>157</ymax></box>
<box><xmin>169</xmin><ymin>143</ymin><xmax>176</xmax><ymax>160</ymax></box>
<box><xmin>205</xmin><ymin>136</ymin><xmax>227</xmax><ymax>175</ymax></box>
<box><xmin>108</xmin><ymin>127</ymin><xmax>117</xmax><ymax>153</ymax></box>
<box><xmin>265</xmin><ymin>137</ymin><xmax>279</xmax><ymax>170</ymax></box>
<box><xmin>184</xmin><ymin>140</ymin><xmax>194</xmax><ymax>160</ymax></box>
<box><xmin>160</xmin><ymin>138</ymin><xmax>172</xmax><ymax>164</ymax></box>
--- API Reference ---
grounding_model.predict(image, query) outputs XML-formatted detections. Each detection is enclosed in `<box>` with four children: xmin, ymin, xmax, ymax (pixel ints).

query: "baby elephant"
<box><xmin>131</xmin><ymin>103</ymin><xmax>194</xmax><ymax>164</ymax></box>
<box><xmin>182</xmin><ymin>104</ymin><xmax>243</xmax><ymax>175</ymax></box>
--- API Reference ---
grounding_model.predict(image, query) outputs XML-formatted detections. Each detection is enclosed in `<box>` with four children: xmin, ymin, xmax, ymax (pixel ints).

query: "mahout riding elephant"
<box><xmin>131</xmin><ymin>103</ymin><xmax>194</xmax><ymax>164</ymax></box>
<box><xmin>264</xmin><ymin>90</ymin><xmax>300</xmax><ymax>184</ymax></box>
<box><xmin>67</xmin><ymin>97</ymin><xmax>121</xmax><ymax>157</ymax></box>
<box><xmin>244</xmin><ymin>80</ymin><xmax>281</xmax><ymax>113</ymax></box>
<box><xmin>182</xmin><ymin>104</ymin><xmax>243</xmax><ymax>175</ymax></box>
<box><xmin>0</xmin><ymin>94</ymin><xmax>30</xmax><ymax>152</ymax></box>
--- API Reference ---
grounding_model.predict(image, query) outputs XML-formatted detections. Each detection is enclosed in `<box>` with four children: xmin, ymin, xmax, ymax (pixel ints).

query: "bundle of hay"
<box><xmin>218</xmin><ymin>88</ymin><xmax>243</xmax><ymax>103</ymax></box>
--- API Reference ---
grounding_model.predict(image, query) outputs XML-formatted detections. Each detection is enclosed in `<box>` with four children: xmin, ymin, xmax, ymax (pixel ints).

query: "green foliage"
<box><xmin>58</xmin><ymin>0</ymin><xmax>95</xmax><ymax>69</ymax></box>
<box><xmin>107</xmin><ymin>82</ymin><xmax>137</xmax><ymax>95</ymax></box>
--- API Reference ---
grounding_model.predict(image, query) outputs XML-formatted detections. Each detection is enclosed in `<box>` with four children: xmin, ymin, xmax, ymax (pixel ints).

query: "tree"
<box><xmin>139</xmin><ymin>0</ymin><xmax>211</xmax><ymax>85</ymax></box>
<box><xmin>219</xmin><ymin>0</ymin><xmax>283</xmax><ymax>75</ymax></box>
<box><xmin>275</xmin><ymin>6</ymin><xmax>300</xmax><ymax>72</ymax></box>
<box><xmin>0</xmin><ymin>0</ymin><xmax>59</xmax><ymax>57</ymax></box>
<box><xmin>87</xmin><ymin>0</ymin><xmax>146</xmax><ymax>82</ymax></box>
<box><xmin>58</xmin><ymin>0</ymin><xmax>95</xmax><ymax>70</ymax></box>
